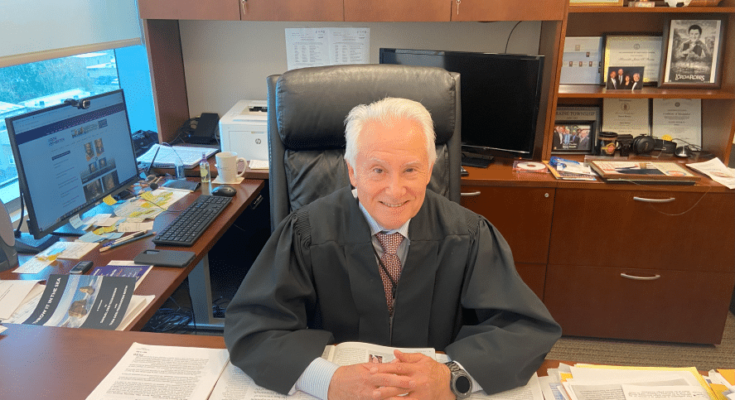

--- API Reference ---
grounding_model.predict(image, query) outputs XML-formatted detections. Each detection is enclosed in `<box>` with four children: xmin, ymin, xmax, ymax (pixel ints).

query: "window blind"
<box><xmin>0</xmin><ymin>0</ymin><xmax>142</xmax><ymax>68</ymax></box>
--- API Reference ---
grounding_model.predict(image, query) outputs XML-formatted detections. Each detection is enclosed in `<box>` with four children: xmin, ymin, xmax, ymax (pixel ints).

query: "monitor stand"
<box><xmin>461</xmin><ymin>147</ymin><xmax>494</xmax><ymax>168</ymax></box>
<box><xmin>15</xmin><ymin>232</ymin><xmax>60</xmax><ymax>254</ymax></box>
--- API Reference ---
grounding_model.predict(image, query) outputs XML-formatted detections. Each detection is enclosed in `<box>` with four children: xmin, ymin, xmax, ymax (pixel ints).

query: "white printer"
<box><xmin>219</xmin><ymin>100</ymin><xmax>268</xmax><ymax>163</ymax></box>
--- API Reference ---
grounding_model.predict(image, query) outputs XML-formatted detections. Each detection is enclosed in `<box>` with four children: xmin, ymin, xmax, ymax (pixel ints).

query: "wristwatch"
<box><xmin>445</xmin><ymin>361</ymin><xmax>472</xmax><ymax>399</ymax></box>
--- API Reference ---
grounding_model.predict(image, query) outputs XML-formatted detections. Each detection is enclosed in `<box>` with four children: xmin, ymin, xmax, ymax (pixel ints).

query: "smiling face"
<box><xmin>688</xmin><ymin>28</ymin><xmax>701</xmax><ymax>42</ymax></box>
<box><xmin>347</xmin><ymin>118</ymin><xmax>433</xmax><ymax>230</ymax></box>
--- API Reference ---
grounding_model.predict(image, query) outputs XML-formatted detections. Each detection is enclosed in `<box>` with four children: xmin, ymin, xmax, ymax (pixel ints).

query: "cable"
<box><xmin>505</xmin><ymin>21</ymin><xmax>522</xmax><ymax>53</ymax></box>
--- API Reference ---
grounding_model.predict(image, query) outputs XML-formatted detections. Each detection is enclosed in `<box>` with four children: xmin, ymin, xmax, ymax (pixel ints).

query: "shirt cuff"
<box><xmin>289</xmin><ymin>357</ymin><xmax>340</xmax><ymax>399</ymax></box>
<box><xmin>452</xmin><ymin>360</ymin><xmax>484</xmax><ymax>393</ymax></box>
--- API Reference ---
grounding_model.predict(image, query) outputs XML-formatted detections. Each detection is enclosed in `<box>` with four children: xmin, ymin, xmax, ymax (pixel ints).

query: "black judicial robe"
<box><xmin>224</xmin><ymin>187</ymin><xmax>561</xmax><ymax>395</ymax></box>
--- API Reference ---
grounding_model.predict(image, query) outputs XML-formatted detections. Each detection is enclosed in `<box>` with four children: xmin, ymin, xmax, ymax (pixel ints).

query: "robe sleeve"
<box><xmin>224</xmin><ymin>212</ymin><xmax>333</xmax><ymax>395</ymax></box>
<box><xmin>445</xmin><ymin>217</ymin><xmax>562</xmax><ymax>395</ymax></box>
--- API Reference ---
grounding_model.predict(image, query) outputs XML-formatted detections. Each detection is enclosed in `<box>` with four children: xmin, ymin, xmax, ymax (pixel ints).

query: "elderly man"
<box><xmin>225</xmin><ymin>97</ymin><xmax>561</xmax><ymax>400</ymax></box>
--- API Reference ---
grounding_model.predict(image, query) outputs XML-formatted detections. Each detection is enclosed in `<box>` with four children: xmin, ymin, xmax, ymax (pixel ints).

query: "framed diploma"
<box><xmin>603</xmin><ymin>35</ymin><xmax>663</xmax><ymax>85</ymax></box>
<box><xmin>652</xmin><ymin>99</ymin><xmax>702</xmax><ymax>148</ymax></box>
<box><xmin>660</xmin><ymin>18</ymin><xmax>726</xmax><ymax>89</ymax></box>
<box><xmin>602</xmin><ymin>98</ymin><xmax>650</xmax><ymax>137</ymax></box>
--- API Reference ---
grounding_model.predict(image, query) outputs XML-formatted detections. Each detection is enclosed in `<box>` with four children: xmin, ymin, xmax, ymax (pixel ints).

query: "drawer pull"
<box><xmin>621</xmin><ymin>273</ymin><xmax>661</xmax><ymax>281</ymax></box>
<box><xmin>461</xmin><ymin>191</ymin><xmax>481</xmax><ymax>197</ymax></box>
<box><xmin>633</xmin><ymin>197</ymin><xmax>675</xmax><ymax>203</ymax></box>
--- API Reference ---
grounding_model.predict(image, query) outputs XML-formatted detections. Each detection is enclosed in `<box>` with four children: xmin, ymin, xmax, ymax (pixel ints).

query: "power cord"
<box><xmin>505</xmin><ymin>21</ymin><xmax>522</xmax><ymax>53</ymax></box>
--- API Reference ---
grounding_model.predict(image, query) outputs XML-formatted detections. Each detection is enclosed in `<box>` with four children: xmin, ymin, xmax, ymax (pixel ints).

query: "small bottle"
<box><xmin>199</xmin><ymin>152</ymin><xmax>211</xmax><ymax>183</ymax></box>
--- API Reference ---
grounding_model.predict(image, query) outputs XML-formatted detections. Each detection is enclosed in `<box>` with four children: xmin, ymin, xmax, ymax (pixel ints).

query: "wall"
<box><xmin>179</xmin><ymin>20</ymin><xmax>542</xmax><ymax>117</ymax></box>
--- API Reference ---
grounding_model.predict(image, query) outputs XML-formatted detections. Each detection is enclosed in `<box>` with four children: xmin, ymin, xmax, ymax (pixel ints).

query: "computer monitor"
<box><xmin>5</xmin><ymin>90</ymin><xmax>139</xmax><ymax>252</ymax></box>
<box><xmin>380</xmin><ymin>48</ymin><xmax>544</xmax><ymax>160</ymax></box>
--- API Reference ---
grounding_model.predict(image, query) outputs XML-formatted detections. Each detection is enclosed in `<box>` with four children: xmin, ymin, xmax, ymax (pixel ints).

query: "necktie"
<box><xmin>376</xmin><ymin>232</ymin><xmax>404</xmax><ymax>315</ymax></box>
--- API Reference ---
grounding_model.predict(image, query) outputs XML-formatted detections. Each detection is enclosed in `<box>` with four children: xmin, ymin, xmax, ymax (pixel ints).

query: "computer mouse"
<box><xmin>212</xmin><ymin>185</ymin><xmax>236</xmax><ymax>197</ymax></box>
<box><xmin>674</xmin><ymin>145</ymin><xmax>693</xmax><ymax>158</ymax></box>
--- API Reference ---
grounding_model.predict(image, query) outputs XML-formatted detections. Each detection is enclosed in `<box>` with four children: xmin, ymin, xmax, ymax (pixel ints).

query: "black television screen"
<box><xmin>380</xmin><ymin>48</ymin><xmax>544</xmax><ymax>159</ymax></box>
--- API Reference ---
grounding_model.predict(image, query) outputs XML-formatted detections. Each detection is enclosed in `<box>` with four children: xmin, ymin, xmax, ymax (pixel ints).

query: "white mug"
<box><xmin>215</xmin><ymin>151</ymin><xmax>246</xmax><ymax>183</ymax></box>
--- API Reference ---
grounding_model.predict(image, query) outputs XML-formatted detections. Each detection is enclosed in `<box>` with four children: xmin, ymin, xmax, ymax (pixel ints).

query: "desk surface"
<box><xmin>0</xmin><ymin>324</ymin><xmax>561</xmax><ymax>400</ymax></box>
<box><xmin>0</xmin><ymin>178</ymin><xmax>265</xmax><ymax>331</ymax></box>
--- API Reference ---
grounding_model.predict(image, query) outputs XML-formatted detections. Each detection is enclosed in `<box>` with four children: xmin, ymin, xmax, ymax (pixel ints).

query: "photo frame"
<box><xmin>605</xmin><ymin>66</ymin><xmax>645</xmax><ymax>90</ymax></box>
<box><xmin>569</xmin><ymin>0</ymin><xmax>624</xmax><ymax>6</ymax></box>
<box><xmin>659</xmin><ymin>18</ymin><xmax>726</xmax><ymax>89</ymax></box>
<box><xmin>551</xmin><ymin>120</ymin><xmax>597</xmax><ymax>154</ymax></box>
<box><xmin>603</xmin><ymin>34</ymin><xmax>662</xmax><ymax>85</ymax></box>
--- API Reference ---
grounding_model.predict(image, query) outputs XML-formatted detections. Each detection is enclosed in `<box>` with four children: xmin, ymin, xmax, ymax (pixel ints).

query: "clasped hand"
<box><xmin>327</xmin><ymin>350</ymin><xmax>454</xmax><ymax>400</ymax></box>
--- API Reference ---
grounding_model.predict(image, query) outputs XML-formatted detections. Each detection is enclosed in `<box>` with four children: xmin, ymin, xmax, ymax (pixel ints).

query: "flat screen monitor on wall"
<box><xmin>380</xmin><ymin>48</ymin><xmax>544</xmax><ymax>159</ymax></box>
<box><xmin>5</xmin><ymin>89</ymin><xmax>139</xmax><ymax>252</ymax></box>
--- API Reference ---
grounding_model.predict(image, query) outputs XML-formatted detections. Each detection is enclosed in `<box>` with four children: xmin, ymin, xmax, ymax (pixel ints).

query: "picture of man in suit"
<box><xmin>607</xmin><ymin>70</ymin><xmax>619</xmax><ymax>89</ymax></box>
<box><xmin>631</xmin><ymin>73</ymin><xmax>643</xmax><ymax>90</ymax></box>
<box><xmin>578</xmin><ymin>129</ymin><xmax>591</xmax><ymax>151</ymax></box>
<box><xmin>617</xmin><ymin>68</ymin><xmax>625</xmax><ymax>86</ymax></box>
<box><xmin>552</xmin><ymin>125</ymin><xmax>565</xmax><ymax>150</ymax></box>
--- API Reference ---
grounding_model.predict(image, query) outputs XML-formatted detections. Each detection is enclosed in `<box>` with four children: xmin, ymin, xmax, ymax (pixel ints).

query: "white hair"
<box><xmin>344</xmin><ymin>97</ymin><xmax>437</xmax><ymax>167</ymax></box>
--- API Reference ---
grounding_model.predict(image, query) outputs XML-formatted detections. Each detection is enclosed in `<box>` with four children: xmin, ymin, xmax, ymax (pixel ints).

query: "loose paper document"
<box><xmin>686</xmin><ymin>158</ymin><xmax>735</xmax><ymax>189</ymax></box>
<box><xmin>285</xmin><ymin>27</ymin><xmax>369</xmax><ymax>70</ymax></box>
<box><xmin>621</xmin><ymin>384</ymin><xmax>709</xmax><ymax>399</ymax></box>
<box><xmin>137</xmin><ymin>144</ymin><xmax>218</xmax><ymax>169</ymax></box>
<box><xmin>86</xmin><ymin>342</ymin><xmax>229</xmax><ymax>400</ymax></box>
<box><xmin>0</xmin><ymin>280</ymin><xmax>42</xmax><ymax>320</ymax></box>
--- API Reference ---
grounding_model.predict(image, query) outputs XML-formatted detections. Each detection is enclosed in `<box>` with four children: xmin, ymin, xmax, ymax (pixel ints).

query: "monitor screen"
<box><xmin>5</xmin><ymin>90</ymin><xmax>139</xmax><ymax>238</ymax></box>
<box><xmin>380</xmin><ymin>48</ymin><xmax>544</xmax><ymax>159</ymax></box>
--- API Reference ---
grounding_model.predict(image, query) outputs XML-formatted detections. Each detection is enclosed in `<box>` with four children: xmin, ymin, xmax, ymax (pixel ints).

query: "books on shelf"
<box><xmin>589</xmin><ymin>160</ymin><xmax>700</xmax><ymax>185</ymax></box>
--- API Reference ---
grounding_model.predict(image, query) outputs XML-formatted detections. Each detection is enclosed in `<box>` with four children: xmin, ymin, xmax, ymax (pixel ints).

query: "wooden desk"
<box><xmin>0</xmin><ymin>324</ymin><xmax>561</xmax><ymax>400</ymax></box>
<box><xmin>0</xmin><ymin>178</ymin><xmax>265</xmax><ymax>331</ymax></box>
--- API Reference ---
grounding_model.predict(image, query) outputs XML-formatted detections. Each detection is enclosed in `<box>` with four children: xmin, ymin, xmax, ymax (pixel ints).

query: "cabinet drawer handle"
<box><xmin>633</xmin><ymin>197</ymin><xmax>675</xmax><ymax>203</ymax></box>
<box><xmin>461</xmin><ymin>191</ymin><xmax>481</xmax><ymax>197</ymax></box>
<box><xmin>620</xmin><ymin>273</ymin><xmax>661</xmax><ymax>281</ymax></box>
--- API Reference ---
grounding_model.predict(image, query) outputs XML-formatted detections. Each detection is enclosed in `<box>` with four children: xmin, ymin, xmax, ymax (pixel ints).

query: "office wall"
<box><xmin>179</xmin><ymin>21</ymin><xmax>542</xmax><ymax>118</ymax></box>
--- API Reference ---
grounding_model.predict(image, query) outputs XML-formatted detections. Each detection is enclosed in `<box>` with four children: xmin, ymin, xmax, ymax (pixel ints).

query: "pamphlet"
<box><xmin>22</xmin><ymin>274</ymin><xmax>134</xmax><ymax>330</ymax></box>
<box><xmin>544</xmin><ymin>157</ymin><xmax>597</xmax><ymax>181</ymax></box>
<box><xmin>91</xmin><ymin>261</ymin><xmax>152</xmax><ymax>289</ymax></box>
<box><xmin>686</xmin><ymin>158</ymin><xmax>735</xmax><ymax>189</ymax></box>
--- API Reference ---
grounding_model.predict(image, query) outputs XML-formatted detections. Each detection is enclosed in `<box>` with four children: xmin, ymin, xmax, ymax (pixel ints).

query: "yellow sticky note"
<box><xmin>141</xmin><ymin>192</ymin><xmax>155</xmax><ymax>202</ymax></box>
<box><xmin>103</xmin><ymin>195</ymin><xmax>117</xmax><ymax>206</ymax></box>
<box><xmin>93</xmin><ymin>227</ymin><xmax>105</xmax><ymax>235</ymax></box>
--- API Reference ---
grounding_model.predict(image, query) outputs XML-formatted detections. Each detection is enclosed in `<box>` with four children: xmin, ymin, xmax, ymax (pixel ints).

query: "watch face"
<box><xmin>455</xmin><ymin>376</ymin><xmax>471</xmax><ymax>394</ymax></box>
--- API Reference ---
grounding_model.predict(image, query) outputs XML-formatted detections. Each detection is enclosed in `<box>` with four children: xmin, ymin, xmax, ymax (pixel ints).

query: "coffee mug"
<box><xmin>215</xmin><ymin>151</ymin><xmax>246</xmax><ymax>183</ymax></box>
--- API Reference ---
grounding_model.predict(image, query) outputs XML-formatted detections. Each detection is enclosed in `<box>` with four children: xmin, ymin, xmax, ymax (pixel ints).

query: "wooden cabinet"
<box><xmin>139</xmin><ymin>0</ymin><xmax>240</xmax><ymax>20</ymax></box>
<box><xmin>544</xmin><ymin>187</ymin><xmax>735</xmax><ymax>344</ymax></box>
<box><xmin>450</xmin><ymin>0</ymin><xmax>567</xmax><ymax>21</ymax></box>
<box><xmin>240</xmin><ymin>0</ymin><xmax>343</xmax><ymax>21</ymax></box>
<box><xmin>345</xmin><ymin>0</ymin><xmax>449</xmax><ymax>21</ymax></box>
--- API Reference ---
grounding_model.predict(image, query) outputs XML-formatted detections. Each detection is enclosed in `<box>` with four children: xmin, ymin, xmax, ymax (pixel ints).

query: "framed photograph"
<box><xmin>603</xmin><ymin>34</ymin><xmax>662</xmax><ymax>85</ymax></box>
<box><xmin>569</xmin><ymin>0</ymin><xmax>624</xmax><ymax>6</ymax></box>
<box><xmin>551</xmin><ymin>121</ymin><xmax>596</xmax><ymax>154</ymax></box>
<box><xmin>660</xmin><ymin>18</ymin><xmax>726</xmax><ymax>88</ymax></box>
<box><xmin>605</xmin><ymin>66</ymin><xmax>645</xmax><ymax>90</ymax></box>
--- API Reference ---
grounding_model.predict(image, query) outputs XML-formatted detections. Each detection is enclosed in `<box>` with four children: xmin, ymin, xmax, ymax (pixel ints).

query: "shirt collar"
<box><xmin>352</xmin><ymin>189</ymin><xmax>410</xmax><ymax>237</ymax></box>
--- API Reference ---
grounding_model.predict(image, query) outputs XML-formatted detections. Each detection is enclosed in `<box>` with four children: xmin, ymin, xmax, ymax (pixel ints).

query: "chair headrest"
<box><xmin>274</xmin><ymin>65</ymin><xmax>458</xmax><ymax>151</ymax></box>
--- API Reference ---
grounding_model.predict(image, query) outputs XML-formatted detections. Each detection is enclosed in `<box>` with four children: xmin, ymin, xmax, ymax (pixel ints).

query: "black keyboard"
<box><xmin>152</xmin><ymin>195</ymin><xmax>232</xmax><ymax>246</ymax></box>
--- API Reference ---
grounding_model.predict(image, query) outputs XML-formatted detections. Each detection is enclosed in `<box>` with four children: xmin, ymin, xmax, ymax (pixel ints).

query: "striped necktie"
<box><xmin>375</xmin><ymin>232</ymin><xmax>404</xmax><ymax>315</ymax></box>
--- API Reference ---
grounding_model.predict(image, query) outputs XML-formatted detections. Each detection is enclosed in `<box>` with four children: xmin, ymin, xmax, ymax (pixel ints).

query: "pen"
<box><xmin>101</xmin><ymin>231</ymin><xmax>147</xmax><ymax>248</ymax></box>
<box><xmin>100</xmin><ymin>232</ymin><xmax>155</xmax><ymax>252</ymax></box>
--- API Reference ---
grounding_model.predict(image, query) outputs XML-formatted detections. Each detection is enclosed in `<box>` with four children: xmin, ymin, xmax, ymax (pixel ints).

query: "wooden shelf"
<box><xmin>558</xmin><ymin>84</ymin><xmax>735</xmax><ymax>99</ymax></box>
<box><xmin>569</xmin><ymin>6</ymin><xmax>735</xmax><ymax>13</ymax></box>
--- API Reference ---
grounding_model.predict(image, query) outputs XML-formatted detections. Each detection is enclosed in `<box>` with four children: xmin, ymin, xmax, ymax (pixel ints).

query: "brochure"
<box><xmin>686</xmin><ymin>158</ymin><xmax>735</xmax><ymax>189</ymax></box>
<box><xmin>91</xmin><ymin>261</ymin><xmax>152</xmax><ymax>289</ymax></box>
<box><xmin>544</xmin><ymin>157</ymin><xmax>597</xmax><ymax>181</ymax></box>
<box><xmin>22</xmin><ymin>274</ymin><xmax>135</xmax><ymax>330</ymax></box>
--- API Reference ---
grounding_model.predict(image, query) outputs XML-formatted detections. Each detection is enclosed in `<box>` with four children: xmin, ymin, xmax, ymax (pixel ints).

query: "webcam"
<box><xmin>64</xmin><ymin>98</ymin><xmax>91</xmax><ymax>109</ymax></box>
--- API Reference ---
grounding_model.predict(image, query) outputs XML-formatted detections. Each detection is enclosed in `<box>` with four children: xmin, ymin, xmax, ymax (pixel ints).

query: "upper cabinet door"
<box><xmin>451</xmin><ymin>0</ymin><xmax>565</xmax><ymax>21</ymax></box>
<box><xmin>240</xmin><ymin>0</ymin><xmax>344</xmax><ymax>21</ymax></box>
<box><xmin>139</xmin><ymin>0</ymin><xmax>240</xmax><ymax>20</ymax></box>
<box><xmin>345</xmin><ymin>0</ymin><xmax>450</xmax><ymax>22</ymax></box>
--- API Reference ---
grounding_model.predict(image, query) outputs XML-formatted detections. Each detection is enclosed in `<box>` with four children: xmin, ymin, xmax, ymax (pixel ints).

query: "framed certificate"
<box><xmin>603</xmin><ymin>35</ymin><xmax>663</xmax><ymax>85</ymax></box>
<box><xmin>652</xmin><ymin>99</ymin><xmax>702</xmax><ymax>147</ymax></box>
<box><xmin>602</xmin><ymin>98</ymin><xmax>650</xmax><ymax>137</ymax></box>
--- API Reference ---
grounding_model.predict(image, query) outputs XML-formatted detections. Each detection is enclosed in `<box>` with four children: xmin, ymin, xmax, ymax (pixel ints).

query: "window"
<box><xmin>0</xmin><ymin>46</ymin><xmax>156</xmax><ymax>210</ymax></box>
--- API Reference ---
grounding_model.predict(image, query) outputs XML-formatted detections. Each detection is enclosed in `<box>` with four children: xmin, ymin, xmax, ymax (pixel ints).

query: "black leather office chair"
<box><xmin>266</xmin><ymin>64</ymin><xmax>461</xmax><ymax>230</ymax></box>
